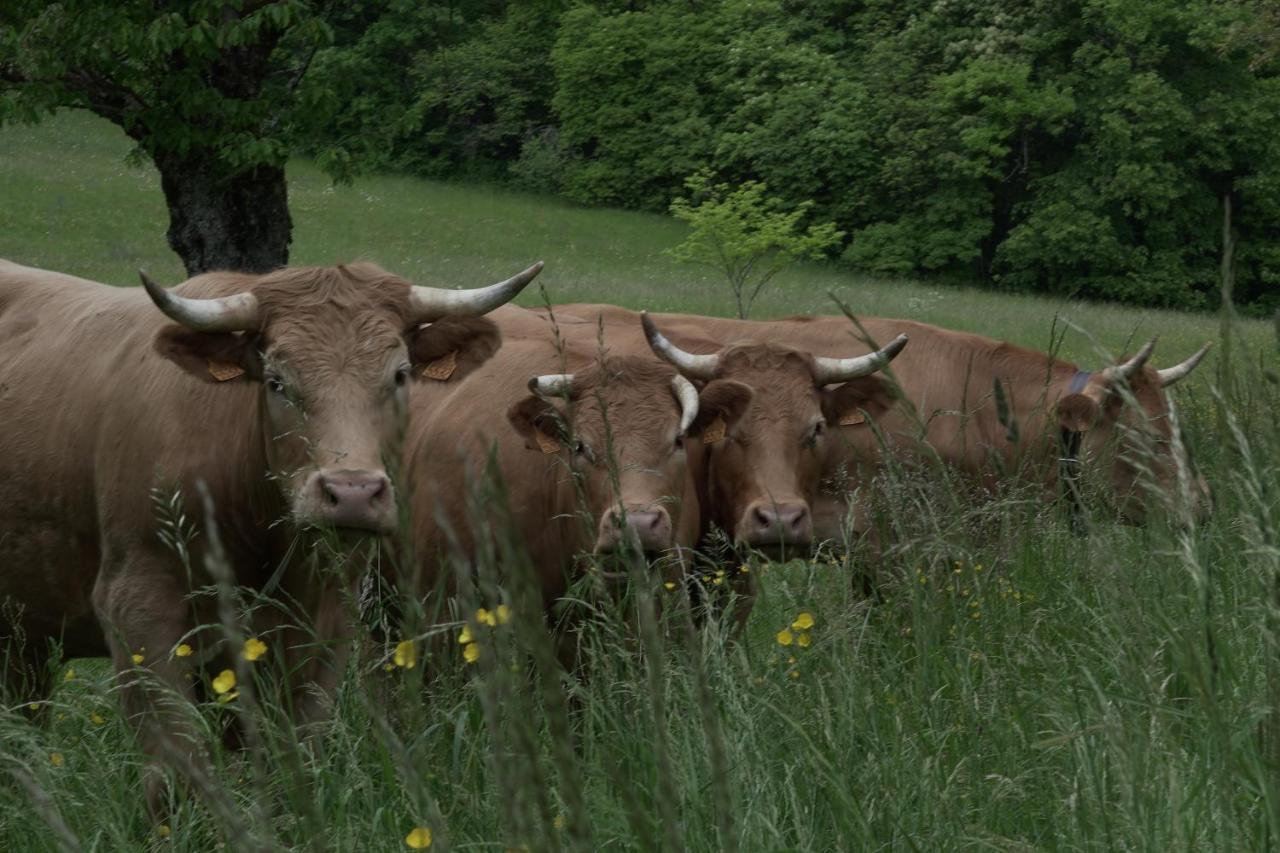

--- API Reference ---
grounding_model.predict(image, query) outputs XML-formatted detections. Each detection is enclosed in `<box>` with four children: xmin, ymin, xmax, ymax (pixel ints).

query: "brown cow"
<box><xmin>553</xmin><ymin>305</ymin><xmax>1212</xmax><ymax>537</ymax></box>
<box><xmin>0</xmin><ymin>258</ymin><xmax>540</xmax><ymax>814</ymax></box>
<box><xmin>401</xmin><ymin>333</ymin><xmax>742</xmax><ymax>664</ymax></box>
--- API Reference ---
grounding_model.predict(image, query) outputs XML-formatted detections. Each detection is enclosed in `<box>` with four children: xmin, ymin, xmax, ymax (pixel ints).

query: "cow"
<box><xmin>400</xmin><ymin>331</ymin><xmax>729</xmax><ymax>663</ymax></box>
<box><xmin>550</xmin><ymin>305</ymin><xmax>1212</xmax><ymax>540</ymax></box>
<box><xmin>0</xmin><ymin>257</ymin><xmax>540</xmax><ymax>814</ymax></box>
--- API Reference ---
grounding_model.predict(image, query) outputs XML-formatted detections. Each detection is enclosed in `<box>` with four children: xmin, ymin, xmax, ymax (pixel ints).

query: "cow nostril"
<box><xmin>754</xmin><ymin>507</ymin><xmax>773</xmax><ymax>528</ymax></box>
<box><xmin>370</xmin><ymin>478</ymin><xmax>387</xmax><ymax>502</ymax></box>
<box><xmin>322</xmin><ymin>482</ymin><xmax>341</xmax><ymax>506</ymax></box>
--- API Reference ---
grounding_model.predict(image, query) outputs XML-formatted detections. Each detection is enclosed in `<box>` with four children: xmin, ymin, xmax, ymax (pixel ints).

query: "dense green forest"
<box><xmin>304</xmin><ymin>0</ymin><xmax>1280</xmax><ymax>312</ymax></box>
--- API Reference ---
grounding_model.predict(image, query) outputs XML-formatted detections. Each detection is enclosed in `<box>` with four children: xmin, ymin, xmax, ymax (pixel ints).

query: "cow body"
<box><xmin>551</xmin><ymin>304</ymin><xmax>1210</xmax><ymax>539</ymax></box>
<box><xmin>0</xmin><ymin>258</ymin><xmax>536</xmax><ymax>815</ymax></box>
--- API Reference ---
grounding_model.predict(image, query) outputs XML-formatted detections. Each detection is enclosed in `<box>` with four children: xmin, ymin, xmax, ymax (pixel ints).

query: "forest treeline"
<box><xmin>301</xmin><ymin>0</ymin><xmax>1280</xmax><ymax>312</ymax></box>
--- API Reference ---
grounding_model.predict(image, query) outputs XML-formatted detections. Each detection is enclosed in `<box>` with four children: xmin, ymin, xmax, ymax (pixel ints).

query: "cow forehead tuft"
<box><xmin>252</xmin><ymin>263</ymin><xmax>414</xmax><ymax>322</ymax></box>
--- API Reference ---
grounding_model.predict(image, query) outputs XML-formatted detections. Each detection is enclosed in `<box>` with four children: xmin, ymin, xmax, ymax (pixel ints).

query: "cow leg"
<box><xmin>92</xmin><ymin>555</ymin><xmax>204</xmax><ymax>820</ymax></box>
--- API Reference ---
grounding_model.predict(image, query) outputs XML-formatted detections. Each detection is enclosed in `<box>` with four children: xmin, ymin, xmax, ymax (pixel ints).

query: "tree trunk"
<box><xmin>154</xmin><ymin>153</ymin><xmax>292</xmax><ymax>276</ymax></box>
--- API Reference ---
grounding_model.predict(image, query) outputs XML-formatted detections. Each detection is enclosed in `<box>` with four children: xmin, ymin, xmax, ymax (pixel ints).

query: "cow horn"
<box><xmin>672</xmin><ymin>375</ymin><xmax>700</xmax><ymax>436</ymax></box>
<box><xmin>529</xmin><ymin>373</ymin><xmax>574</xmax><ymax>396</ymax></box>
<box><xmin>410</xmin><ymin>262</ymin><xmax>543</xmax><ymax>323</ymax></box>
<box><xmin>812</xmin><ymin>334</ymin><xmax>909</xmax><ymax>385</ymax></box>
<box><xmin>1108</xmin><ymin>338</ymin><xmax>1157</xmax><ymax>382</ymax></box>
<box><xmin>1157</xmin><ymin>342</ymin><xmax>1212</xmax><ymax>387</ymax></box>
<box><xmin>641</xmin><ymin>312</ymin><xmax>720</xmax><ymax>380</ymax></box>
<box><xmin>140</xmin><ymin>270</ymin><xmax>259</xmax><ymax>333</ymax></box>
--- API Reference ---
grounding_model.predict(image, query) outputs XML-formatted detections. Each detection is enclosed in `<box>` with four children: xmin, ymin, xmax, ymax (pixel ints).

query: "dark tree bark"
<box><xmin>155</xmin><ymin>153</ymin><xmax>292</xmax><ymax>276</ymax></box>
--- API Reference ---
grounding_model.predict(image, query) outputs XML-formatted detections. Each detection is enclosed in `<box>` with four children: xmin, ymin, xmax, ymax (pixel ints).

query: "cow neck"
<box><xmin>1059</xmin><ymin>368</ymin><xmax>1092</xmax><ymax>535</ymax></box>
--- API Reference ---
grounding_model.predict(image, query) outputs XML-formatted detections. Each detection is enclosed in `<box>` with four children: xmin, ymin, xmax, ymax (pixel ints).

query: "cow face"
<box><xmin>507</xmin><ymin>357</ymin><xmax>729</xmax><ymax>555</ymax></box>
<box><xmin>641</xmin><ymin>314</ymin><xmax>907</xmax><ymax>552</ymax></box>
<box><xmin>147</xmin><ymin>262</ymin><xmax>541</xmax><ymax>534</ymax></box>
<box><xmin>1054</xmin><ymin>342</ymin><xmax>1212</xmax><ymax>523</ymax></box>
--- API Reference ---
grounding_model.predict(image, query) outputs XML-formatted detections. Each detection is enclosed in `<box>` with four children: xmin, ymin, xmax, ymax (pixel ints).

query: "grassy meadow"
<box><xmin>2</xmin><ymin>111</ymin><xmax>1280</xmax><ymax>851</ymax></box>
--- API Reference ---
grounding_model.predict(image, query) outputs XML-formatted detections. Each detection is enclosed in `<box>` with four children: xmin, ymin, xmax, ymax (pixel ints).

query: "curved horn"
<box><xmin>1158</xmin><ymin>342</ymin><xmax>1212</xmax><ymax>387</ymax></box>
<box><xmin>641</xmin><ymin>311</ymin><xmax>720</xmax><ymax>380</ymax></box>
<box><xmin>411</xmin><ymin>262</ymin><xmax>543</xmax><ymax>323</ymax></box>
<box><xmin>528</xmin><ymin>373</ymin><xmax>574</xmax><ymax>397</ymax></box>
<box><xmin>812</xmin><ymin>334</ymin><xmax>909</xmax><ymax>385</ymax></box>
<box><xmin>672</xmin><ymin>375</ymin><xmax>700</xmax><ymax>436</ymax></box>
<box><xmin>140</xmin><ymin>270</ymin><xmax>259</xmax><ymax>333</ymax></box>
<box><xmin>1108</xmin><ymin>338</ymin><xmax>1157</xmax><ymax>382</ymax></box>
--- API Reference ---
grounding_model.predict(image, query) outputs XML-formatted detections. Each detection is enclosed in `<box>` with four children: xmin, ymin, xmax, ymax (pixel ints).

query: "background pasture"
<box><xmin>1</xmin><ymin>112</ymin><xmax>1279</xmax><ymax>851</ymax></box>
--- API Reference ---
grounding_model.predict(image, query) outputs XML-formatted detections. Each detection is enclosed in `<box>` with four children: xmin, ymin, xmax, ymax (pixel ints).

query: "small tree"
<box><xmin>666</xmin><ymin>170</ymin><xmax>843</xmax><ymax>319</ymax></box>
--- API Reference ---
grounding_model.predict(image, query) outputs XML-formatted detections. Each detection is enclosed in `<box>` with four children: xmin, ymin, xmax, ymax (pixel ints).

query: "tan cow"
<box><xmin>552</xmin><ymin>305</ymin><xmax>1212</xmax><ymax>538</ymax></box>
<box><xmin>0</xmin><ymin>258</ymin><xmax>539</xmax><ymax>814</ymax></box>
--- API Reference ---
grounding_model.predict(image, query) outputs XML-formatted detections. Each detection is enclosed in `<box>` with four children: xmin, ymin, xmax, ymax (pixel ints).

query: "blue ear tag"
<box><xmin>1067</xmin><ymin>370</ymin><xmax>1092</xmax><ymax>394</ymax></box>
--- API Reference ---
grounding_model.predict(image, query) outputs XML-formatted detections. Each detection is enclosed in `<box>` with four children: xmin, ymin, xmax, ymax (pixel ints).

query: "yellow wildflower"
<box><xmin>211</xmin><ymin>669</ymin><xmax>236</xmax><ymax>695</ymax></box>
<box><xmin>495</xmin><ymin>604</ymin><xmax>512</xmax><ymax>624</ymax></box>
<box><xmin>476</xmin><ymin>608</ymin><xmax>497</xmax><ymax>627</ymax></box>
<box><xmin>713</xmin><ymin>569</ymin><xmax>725</xmax><ymax>585</ymax></box>
<box><xmin>27</xmin><ymin>702</ymin><xmax>38</xmax><ymax>711</ymax></box>
<box><xmin>63</xmin><ymin>667</ymin><xmax>75</xmax><ymax>682</ymax></box>
<box><xmin>791</xmin><ymin>612</ymin><xmax>815</xmax><ymax>631</ymax></box>
<box><xmin>787</xmin><ymin>656</ymin><xmax>797</xmax><ymax>665</ymax></box>
<box><xmin>739</xmin><ymin>564</ymin><xmax>750</xmax><ymax>573</ymax></box>
<box><xmin>458</xmin><ymin>625</ymin><xmax>474</xmax><ymax>645</ymax></box>
<box><xmin>383</xmin><ymin>663</ymin><xmax>395</xmax><ymax>673</ymax></box>
<box><xmin>242</xmin><ymin>637</ymin><xmax>267</xmax><ymax>662</ymax></box>
<box><xmin>155</xmin><ymin>824</ymin><xmax>171</xmax><ymax>839</ymax></box>
<box><xmin>789</xmin><ymin>670</ymin><xmax>800</xmax><ymax>680</ymax></box>
<box><xmin>463</xmin><ymin>643</ymin><xmax>481</xmax><ymax>664</ymax></box>
<box><xmin>131</xmin><ymin>651</ymin><xmax>145</xmax><ymax>665</ymax></box>
<box><xmin>91</xmin><ymin>712</ymin><xmax>106</xmax><ymax>726</ymax></box>
<box><xmin>663</xmin><ymin>581</ymin><xmax>676</xmax><ymax>591</ymax></box>
<box><xmin>553</xmin><ymin>814</ymin><xmax>566</xmax><ymax>830</ymax></box>
<box><xmin>405</xmin><ymin>826</ymin><xmax>433</xmax><ymax>849</ymax></box>
<box><xmin>174</xmin><ymin>643</ymin><xmax>194</xmax><ymax>658</ymax></box>
<box><xmin>797</xmin><ymin>633</ymin><xmax>811</xmax><ymax>648</ymax></box>
<box><xmin>775</xmin><ymin>628</ymin><xmax>794</xmax><ymax>647</ymax></box>
<box><xmin>50</xmin><ymin>752</ymin><xmax>64</xmax><ymax>767</ymax></box>
<box><xmin>394</xmin><ymin>640</ymin><xmax>417</xmax><ymax>669</ymax></box>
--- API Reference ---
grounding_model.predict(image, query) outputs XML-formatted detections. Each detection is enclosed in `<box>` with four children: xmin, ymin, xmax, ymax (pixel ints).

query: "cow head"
<box><xmin>1054</xmin><ymin>340</ymin><xmax>1212</xmax><ymax>523</ymax></box>
<box><xmin>507</xmin><ymin>356</ymin><xmax>728</xmax><ymax>555</ymax></box>
<box><xmin>146</xmin><ymin>261</ymin><xmax>542</xmax><ymax>534</ymax></box>
<box><xmin>642</xmin><ymin>313</ymin><xmax>907</xmax><ymax>552</ymax></box>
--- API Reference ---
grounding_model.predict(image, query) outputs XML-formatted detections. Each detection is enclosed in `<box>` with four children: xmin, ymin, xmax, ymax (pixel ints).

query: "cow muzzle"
<box><xmin>300</xmin><ymin>468</ymin><xmax>397</xmax><ymax>533</ymax></box>
<box><xmin>739</xmin><ymin>500</ymin><xmax>813</xmax><ymax>548</ymax></box>
<box><xmin>596</xmin><ymin>505</ymin><xmax>674</xmax><ymax>554</ymax></box>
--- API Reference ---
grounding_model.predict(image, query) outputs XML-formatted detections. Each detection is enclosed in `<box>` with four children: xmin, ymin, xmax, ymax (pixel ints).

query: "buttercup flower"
<box><xmin>156</xmin><ymin>825</ymin><xmax>172</xmax><ymax>839</ymax></box>
<box><xmin>463</xmin><ymin>643</ymin><xmax>481</xmax><ymax>664</ymax></box>
<box><xmin>791</xmin><ymin>612</ymin><xmax>815</xmax><ymax>631</ymax></box>
<box><xmin>90</xmin><ymin>712</ymin><xmax>106</xmax><ymax>726</ymax></box>
<box><xmin>476</xmin><ymin>608</ymin><xmax>497</xmax><ymax>627</ymax></box>
<box><xmin>174</xmin><ymin>643</ymin><xmax>194</xmax><ymax>658</ymax></box>
<box><xmin>458</xmin><ymin>625</ymin><xmax>474</xmax><ymax>645</ymax></box>
<box><xmin>405</xmin><ymin>826</ymin><xmax>433</xmax><ymax>848</ymax></box>
<box><xmin>495</xmin><ymin>604</ymin><xmax>512</xmax><ymax>624</ymax></box>
<box><xmin>211</xmin><ymin>669</ymin><xmax>236</xmax><ymax>695</ymax></box>
<box><xmin>131</xmin><ymin>650</ymin><xmax>145</xmax><ymax>665</ymax></box>
<box><xmin>394</xmin><ymin>640</ymin><xmax>417</xmax><ymax>669</ymax></box>
<box><xmin>50</xmin><ymin>752</ymin><xmax>64</xmax><ymax>767</ymax></box>
<box><xmin>553</xmin><ymin>814</ymin><xmax>566</xmax><ymax>830</ymax></box>
<box><xmin>63</xmin><ymin>667</ymin><xmax>75</xmax><ymax>682</ymax></box>
<box><xmin>242</xmin><ymin>638</ymin><xmax>267</xmax><ymax>662</ymax></box>
<box><xmin>663</xmin><ymin>581</ymin><xmax>676</xmax><ymax>591</ymax></box>
<box><xmin>797</xmin><ymin>633</ymin><xmax>811</xmax><ymax>648</ymax></box>
<box><xmin>775</xmin><ymin>629</ymin><xmax>794</xmax><ymax>647</ymax></box>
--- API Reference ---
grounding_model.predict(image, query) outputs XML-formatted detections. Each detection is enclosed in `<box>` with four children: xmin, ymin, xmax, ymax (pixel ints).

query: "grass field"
<box><xmin>3</xmin><ymin>111</ymin><xmax>1280</xmax><ymax>852</ymax></box>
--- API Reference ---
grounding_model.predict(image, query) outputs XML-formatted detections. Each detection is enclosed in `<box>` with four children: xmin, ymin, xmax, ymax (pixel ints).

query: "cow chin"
<box><xmin>293</xmin><ymin>468</ymin><xmax>398</xmax><ymax>535</ymax></box>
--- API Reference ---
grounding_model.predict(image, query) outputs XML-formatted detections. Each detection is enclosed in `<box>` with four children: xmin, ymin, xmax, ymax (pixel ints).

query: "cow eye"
<box><xmin>266</xmin><ymin>377</ymin><xmax>287</xmax><ymax>396</ymax></box>
<box><xmin>394</xmin><ymin>365</ymin><xmax>410</xmax><ymax>387</ymax></box>
<box><xmin>674</xmin><ymin>434</ymin><xmax>685</xmax><ymax>451</ymax></box>
<box><xmin>804</xmin><ymin>421</ymin><xmax>824</xmax><ymax>447</ymax></box>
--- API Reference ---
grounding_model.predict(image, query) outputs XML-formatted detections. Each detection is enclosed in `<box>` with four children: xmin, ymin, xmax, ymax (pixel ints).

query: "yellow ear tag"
<box><xmin>838</xmin><ymin>411</ymin><xmax>867</xmax><ymax>427</ymax></box>
<box><xmin>207</xmin><ymin>359</ymin><xmax>245</xmax><ymax>382</ymax></box>
<box><xmin>701</xmin><ymin>416</ymin><xmax>726</xmax><ymax>444</ymax></box>
<box><xmin>535</xmin><ymin>430</ymin><xmax>561</xmax><ymax>455</ymax></box>
<box><xmin>422</xmin><ymin>350</ymin><xmax>458</xmax><ymax>382</ymax></box>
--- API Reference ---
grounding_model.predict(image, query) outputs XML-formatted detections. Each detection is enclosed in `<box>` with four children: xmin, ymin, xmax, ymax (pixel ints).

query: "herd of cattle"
<box><xmin>0</xmin><ymin>258</ymin><xmax>1211</xmax><ymax>812</ymax></box>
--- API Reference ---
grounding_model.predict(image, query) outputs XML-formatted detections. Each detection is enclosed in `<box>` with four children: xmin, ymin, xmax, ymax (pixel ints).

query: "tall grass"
<box><xmin>2</xmin><ymin>111</ymin><xmax>1279</xmax><ymax>851</ymax></box>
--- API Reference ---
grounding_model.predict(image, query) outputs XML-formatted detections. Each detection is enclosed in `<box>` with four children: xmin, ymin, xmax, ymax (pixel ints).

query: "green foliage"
<box><xmin>668</xmin><ymin>171</ymin><xmax>843</xmax><ymax>319</ymax></box>
<box><xmin>0</xmin><ymin>0</ymin><xmax>343</xmax><ymax>178</ymax></box>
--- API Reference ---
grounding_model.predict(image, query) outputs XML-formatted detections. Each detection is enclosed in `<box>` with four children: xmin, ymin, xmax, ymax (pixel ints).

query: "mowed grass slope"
<box><xmin>1</xmin><ymin>112</ymin><xmax>1279</xmax><ymax>852</ymax></box>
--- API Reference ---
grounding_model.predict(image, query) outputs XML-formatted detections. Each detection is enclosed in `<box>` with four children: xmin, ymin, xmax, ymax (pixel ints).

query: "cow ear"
<box><xmin>690</xmin><ymin>380</ymin><xmax>754</xmax><ymax>439</ymax></box>
<box><xmin>408</xmin><ymin>317</ymin><xmax>502</xmax><ymax>384</ymax></box>
<box><xmin>507</xmin><ymin>395</ymin><xmax>566</xmax><ymax>453</ymax></box>
<box><xmin>1056</xmin><ymin>393</ymin><xmax>1100</xmax><ymax>433</ymax></box>
<box><xmin>153</xmin><ymin>327</ymin><xmax>261</xmax><ymax>383</ymax></box>
<box><xmin>821</xmin><ymin>376</ymin><xmax>896</xmax><ymax>426</ymax></box>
